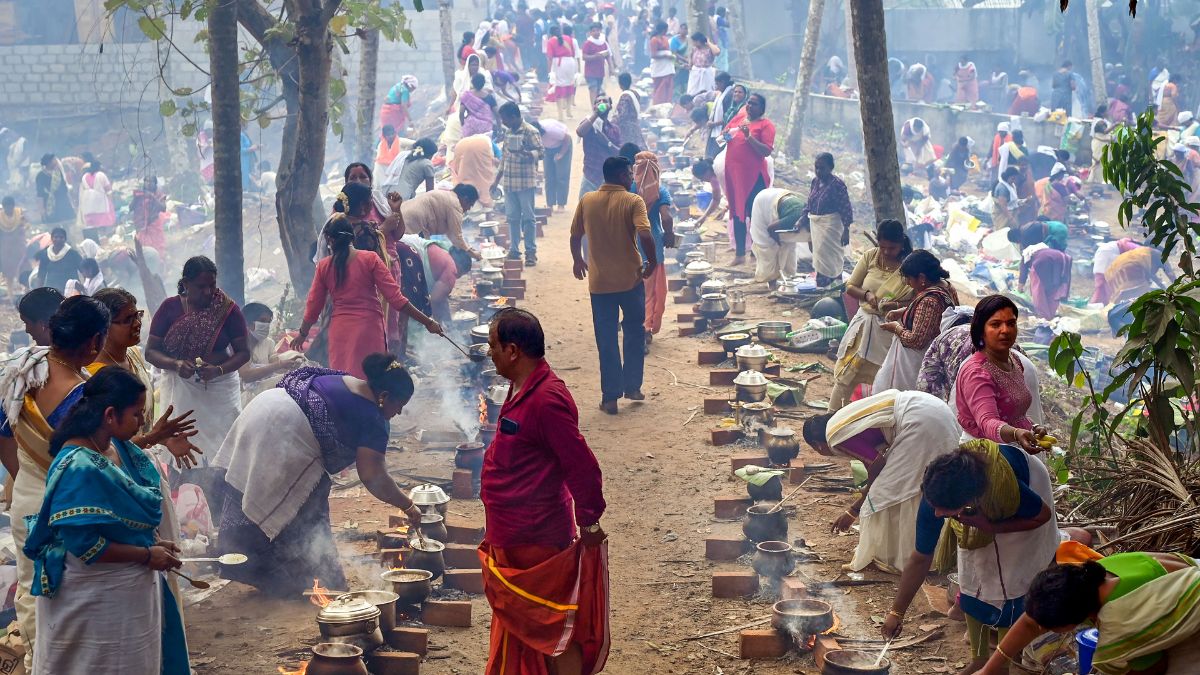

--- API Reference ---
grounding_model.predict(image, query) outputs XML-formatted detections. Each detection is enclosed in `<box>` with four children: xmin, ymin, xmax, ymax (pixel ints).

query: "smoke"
<box><xmin>407</xmin><ymin>322</ymin><xmax>482</xmax><ymax>441</ymax></box>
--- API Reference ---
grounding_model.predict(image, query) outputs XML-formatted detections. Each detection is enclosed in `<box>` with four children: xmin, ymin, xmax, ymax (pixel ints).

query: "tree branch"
<box><xmin>319</xmin><ymin>0</ymin><xmax>344</xmax><ymax>28</ymax></box>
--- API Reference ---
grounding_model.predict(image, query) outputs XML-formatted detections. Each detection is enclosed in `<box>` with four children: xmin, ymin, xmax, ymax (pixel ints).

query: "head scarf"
<box><xmin>632</xmin><ymin>151</ymin><xmax>661</xmax><ymax>208</ymax></box>
<box><xmin>997</xmin><ymin>121</ymin><xmax>1011</xmax><ymax>133</ymax></box>
<box><xmin>473</xmin><ymin>21</ymin><xmax>491</xmax><ymax>50</ymax></box>
<box><xmin>401</xmin><ymin>74</ymin><xmax>419</xmax><ymax>90</ymax></box>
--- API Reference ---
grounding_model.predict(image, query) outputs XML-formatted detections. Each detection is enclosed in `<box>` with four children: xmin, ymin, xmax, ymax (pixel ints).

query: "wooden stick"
<box><xmin>766</xmin><ymin>476</ymin><xmax>812</xmax><ymax>513</ymax></box>
<box><xmin>681</xmin><ymin>616</ymin><xmax>771</xmax><ymax>641</ymax></box>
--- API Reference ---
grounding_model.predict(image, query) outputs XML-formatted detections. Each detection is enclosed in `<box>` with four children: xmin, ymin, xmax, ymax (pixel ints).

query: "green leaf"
<box><xmin>330</xmin><ymin>14</ymin><xmax>349</xmax><ymax>33</ymax></box>
<box><xmin>329</xmin><ymin>78</ymin><xmax>346</xmax><ymax>100</ymax></box>
<box><xmin>257</xmin><ymin>115</ymin><xmax>271</xmax><ymax>129</ymax></box>
<box><xmin>181</xmin><ymin>122</ymin><xmax>197</xmax><ymax>137</ymax></box>
<box><xmin>159</xmin><ymin>100</ymin><xmax>176</xmax><ymax>117</ymax></box>
<box><xmin>413</xmin><ymin>0</ymin><xmax>423</xmax><ymax>10</ymax></box>
<box><xmin>137</xmin><ymin>15</ymin><xmax>166</xmax><ymax>40</ymax></box>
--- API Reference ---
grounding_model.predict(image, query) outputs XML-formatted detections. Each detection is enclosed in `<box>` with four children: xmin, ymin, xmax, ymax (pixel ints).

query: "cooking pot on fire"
<box><xmin>316</xmin><ymin>594</ymin><xmax>384</xmax><ymax>652</ymax></box>
<box><xmin>470</xmin><ymin>324</ymin><xmax>492</xmax><ymax>345</ymax></box>
<box><xmin>698</xmin><ymin>293</ymin><xmax>730</xmax><ymax>320</ymax></box>
<box><xmin>410</xmin><ymin>484</ymin><xmax>450</xmax><ymax>515</ymax></box>
<box><xmin>735</xmin><ymin>343</ymin><xmax>770</xmax><ymax>372</ymax></box>
<box><xmin>733</xmin><ymin>369</ymin><xmax>769</xmax><ymax>403</ymax></box>
<box><xmin>480</xmin><ymin>266</ymin><xmax>504</xmax><ymax>283</ymax></box>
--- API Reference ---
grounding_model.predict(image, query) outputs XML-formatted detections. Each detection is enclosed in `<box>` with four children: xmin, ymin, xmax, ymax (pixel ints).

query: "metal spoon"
<box><xmin>874</xmin><ymin>638</ymin><xmax>894</xmax><ymax>667</ymax></box>
<box><xmin>439</xmin><ymin>334</ymin><xmax>479</xmax><ymax>360</ymax></box>
<box><xmin>179</xmin><ymin>553</ymin><xmax>248</xmax><ymax>565</ymax></box>
<box><xmin>169</xmin><ymin>568</ymin><xmax>211</xmax><ymax>589</ymax></box>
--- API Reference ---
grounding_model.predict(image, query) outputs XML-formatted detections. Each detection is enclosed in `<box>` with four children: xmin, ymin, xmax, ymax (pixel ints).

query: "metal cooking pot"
<box><xmin>410</xmin><ymin>484</ymin><xmax>450</xmax><ymax>515</ymax></box>
<box><xmin>346</xmin><ymin>590</ymin><xmax>399</xmax><ymax>635</ymax></box>
<box><xmin>718</xmin><ymin>332</ymin><xmax>752</xmax><ymax>354</ymax></box>
<box><xmin>470</xmin><ymin>324</ymin><xmax>491</xmax><ymax>345</ymax></box>
<box><xmin>316</xmin><ymin>594</ymin><xmax>384</xmax><ymax>652</ymax></box>
<box><xmin>739</xmin><ymin>401</ymin><xmax>774</xmax><ymax>430</ymax></box>
<box><xmin>760</xmin><ymin>427</ymin><xmax>800</xmax><ymax>466</ymax></box>
<box><xmin>478</xmin><ymin>221</ymin><xmax>499</xmax><ymax>239</ymax></box>
<box><xmin>480</xmin><ymin>266</ymin><xmax>504</xmax><ymax>283</ymax></box>
<box><xmin>380</xmin><ymin>569</ymin><xmax>433</xmax><ymax>605</ymax></box>
<box><xmin>406</xmin><ymin>539</ymin><xmax>446</xmax><ymax>580</ymax></box>
<box><xmin>757</xmin><ymin>321</ymin><xmax>792</xmax><ymax>342</ymax></box>
<box><xmin>700</xmin><ymin>279</ymin><xmax>728</xmax><ymax>296</ymax></box>
<box><xmin>733</xmin><ymin>370</ymin><xmax>769</xmax><ymax>403</ymax></box>
<box><xmin>735</xmin><ymin>343</ymin><xmax>770</xmax><ymax>372</ymax></box>
<box><xmin>698</xmin><ymin>293</ymin><xmax>730</xmax><ymax>320</ymax></box>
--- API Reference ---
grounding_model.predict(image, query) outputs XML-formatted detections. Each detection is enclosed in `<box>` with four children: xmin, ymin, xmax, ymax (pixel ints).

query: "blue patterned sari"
<box><xmin>23</xmin><ymin>439</ymin><xmax>190</xmax><ymax>674</ymax></box>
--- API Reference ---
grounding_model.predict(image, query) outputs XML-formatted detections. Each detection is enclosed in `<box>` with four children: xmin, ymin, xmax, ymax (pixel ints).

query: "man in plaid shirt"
<box><xmin>495</xmin><ymin>102</ymin><xmax>545</xmax><ymax>267</ymax></box>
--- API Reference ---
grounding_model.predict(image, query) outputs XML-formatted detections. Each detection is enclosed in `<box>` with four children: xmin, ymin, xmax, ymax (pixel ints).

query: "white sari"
<box><xmin>160</xmin><ymin>370</ymin><xmax>242</xmax><ymax>463</ymax></box>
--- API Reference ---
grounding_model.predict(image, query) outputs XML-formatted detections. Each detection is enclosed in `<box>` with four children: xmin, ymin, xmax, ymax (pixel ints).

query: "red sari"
<box><xmin>722</xmin><ymin>115</ymin><xmax>776</xmax><ymax>224</ymax></box>
<box><xmin>479</xmin><ymin>540</ymin><xmax>610</xmax><ymax>675</ymax></box>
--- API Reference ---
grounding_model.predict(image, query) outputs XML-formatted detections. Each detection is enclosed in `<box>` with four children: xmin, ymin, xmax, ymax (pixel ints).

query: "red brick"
<box><xmin>367</xmin><ymin>650</ymin><xmax>420</xmax><ymax>675</ymax></box>
<box><xmin>536</xmin><ymin>223</ymin><xmax>545</xmax><ymax>237</ymax></box>
<box><xmin>444</xmin><ymin>522</ymin><xmax>485</xmax><ymax>545</ymax></box>
<box><xmin>677</xmin><ymin>313</ymin><xmax>700</xmax><ymax>323</ymax></box>
<box><xmin>738</xmin><ymin>629</ymin><xmax>789</xmax><ymax>659</ymax></box>
<box><xmin>705</xmin><ymin>536</ymin><xmax>749</xmax><ymax>561</ymax></box>
<box><xmin>385</xmin><ymin>627</ymin><xmax>429</xmax><ymax>655</ymax></box>
<box><xmin>709</xmin><ymin>370</ymin><xmax>740</xmax><ymax>386</ymax></box>
<box><xmin>730</xmin><ymin>452</ymin><xmax>770</xmax><ymax>472</ymax></box>
<box><xmin>421</xmin><ymin>599</ymin><xmax>472</xmax><ymax>627</ymax></box>
<box><xmin>503</xmin><ymin>259</ymin><xmax>523</xmax><ymax>271</ymax></box>
<box><xmin>712</xmin><ymin>570</ymin><xmax>759</xmax><ymax>598</ymax></box>
<box><xmin>787</xmin><ymin>466</ymin><xmax>807</xmax><ymax>484</ymax></box>
<box><xmin>502</xmin><ymin>268</ymin><xmax>522</xmax><ymax>281</ymax></box>
<box><xmin>678</xmin><ymin>323</ymin><xmax>701</xmax><ymax>336</ymax></box>
<box><xmin>443</xmin><ymin>568</ymin><xmax>485</xmax><ymax>594</ymax></box>
<box><xmin>442</xmin><ymin>543</ymin><xmax>482</xmax><ymax>569</ymax></box>
<box><xmin>710</xmin><ymin>428</ymin><xmax>743</xmax><ymax>446</ymax></box>
<box><xmin>713</xmin><ymin>496</ymin><xmax>752</xmax><ymax>519</ymax></box>
<box><xmin>388</xmin><ymin>513</ymin><xmax>412</xmax><ymax>528</ymax></box>
<box><xmin>697</xmin><ymin>350</ymin><xmax>726</xmax><ymax>365</ymax></box>
<box><xmin>781</xmin><ymin>578</ymin><xmax>808</xmax><ymax>601</ymax></box>
<box><xmin>379</xmin><ymin>548</ymin><xmax>405</xmax><ymax>566</ymax></box>
<box><xmin>704</xmin><ymin>398</ymin><xmax>731</xmax><ymax>415</ymax></box>
<box><xmin>451</xmin><ymin>469</ymin><xmax>474</xmax><ymax>500</ymax></box>
<box><xmin>667</xmin><ymin>278</ymin><xmax>686</xmax><ymax>292</ymax></box>
<box><xmin>813</xmin><ymin>635</ymin><xmax>842</xmax><ymax>669</ymax></box>
<box><xmin>501</xmin><ymin>279</ymin><xmax>526</xmax><ymax>290</ymax></box>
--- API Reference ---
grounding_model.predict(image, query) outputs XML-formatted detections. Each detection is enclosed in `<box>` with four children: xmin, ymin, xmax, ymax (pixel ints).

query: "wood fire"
<box><xmin>478</xmin><ymin>393</ymin><xmax>487</xmax><ymax>425</ymax></box>
<box><xmin>309</xmin><ymin>579</ymin><xmax>333</xmax><ymax>608</ymax></box>
<box><xmin>278</xmin><ymin>662</ymin><xmax>307</xmax><ymax>675</ymax></box>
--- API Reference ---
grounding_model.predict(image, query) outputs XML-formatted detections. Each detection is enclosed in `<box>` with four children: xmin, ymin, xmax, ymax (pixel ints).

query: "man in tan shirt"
<box><xmin>400</xmin><ymin>184</ymin><xmax>481</xmax><ymax>259</ymax></box>
<box><xmin>570</xmin><ymin>156</ymin><xmax>657</xmax><ymax>415</ymax></box>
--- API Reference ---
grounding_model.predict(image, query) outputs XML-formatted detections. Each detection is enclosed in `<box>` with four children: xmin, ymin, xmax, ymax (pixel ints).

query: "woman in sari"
<box><xmin>830</xmin><ymin>220</ymin><xmax>913</xmax><ymax>410</ymax></box>
<box><xmin>294</xmin><ymin>217</ymin><xmax>441</xmax><ymax>378</ymax></box>
<box><xmin>545</xmin><ymin>24</ymin><xmax>579</xmax><ymax>118</ymax></box>
<box><xmin>441</xmin><ymin>53</ymin><xmax>494</xmax><ymax>156</ymax></box>
<box><xmin>883</xmin><ymin>441</ymin><xmax>1059</xmax><ymax>675</ymax></box>
<box><xmin>459</xmin><ymin>73</ymin><xmax>498</xmax><ymax>138</ymax></box>
<box><xmin>24</xmin><ymin>367</ymin><xmax>189</xmax><ymax>674</ymax></box>
<box><xmin>686</xmin><ymin>32</ymin><xmax>719</xmax><ymax>96</ymax></box>
<box><xmin>0</xmin><ymin>295</ymin><xmax>109</xmax><ymax>667</ymax></box>
<box><xmin>613</xmin><ymin>73</ymin><xmax>644</xmax><ymax>150</ymax></box>
<box><xmin>380</xmin><ymin>75</ymin><xmax>417</xmax><ymax>134</ymax></box>
<box><xmin>78</xmin><ymin>160</ymin><xmax>116</xmax><ymax>241</ymax></box>
<box><xmin>1105</xmin><ymin>244</ymin><xmax>1173</xmax><ymax>303</ymax></box>
<box><xmin>955</xmin><ymin>295</ymin><xmax>1049</xmax><ymax>454</ymax></box>
<box><xmin>648</xmin><ymin>21</ymin><xmax>674</xmax><ymax>105</ymax></box>
<box><xmin>144</xmin><ymin>256</ymin><xmax>251</xmax><ymax>505</ymax></box>
<box><xmin>874</xmin><ymin>250</ymin><xmax>959</xmax><ymax>393</ymax></box>
<box><xmin>803</xmin><ymin>389</ymin><xmax>960</xmax><ymax>574</ymax></box>
<box><xmin>1026</xmin><ymin>246</ymin><xmax>1072</xmax><ymax>319</ymax></box>
<box><xmin>213</xmin><ymin>354</ymin><xmax>427</xmax><ymax>596</ymax></box>
<box><xmin>0</xmin><ymin>195</ymin><xmax>26</xmax><ymax>293</ymax></box>
<box><xmin>450</xmin><ymin>133</ymin><xmax>497</xmax><ymax>209</ymax></box>
<box><xmin>980</xmin><ymin>546</ymin><xmax>1200</xmax><ymax>675</ymax></box>
<box><xmin>722</xmin><ymin>93</ymin><xmax>775</xmax><ymax>266</ymax></box>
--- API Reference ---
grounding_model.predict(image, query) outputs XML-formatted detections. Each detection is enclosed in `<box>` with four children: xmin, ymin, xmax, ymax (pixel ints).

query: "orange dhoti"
<box><xmin>479</xmin><ymin>540</ymin><xmax>610</xmax><ymax>675</ymax></box>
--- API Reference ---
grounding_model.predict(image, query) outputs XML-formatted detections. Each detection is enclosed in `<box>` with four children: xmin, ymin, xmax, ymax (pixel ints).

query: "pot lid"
<box><xmin>452</xmin><ymin>310</ymin><xmax>478</xmax><ymax>322</ymax></box>
<box><xmin>480</xmin><ymin>265</ymin><xmax>503</xmax><ymax>274</ymax></box>
<box><xmin>701</xmin><ymin>293</ymin><xmax>728</xmax><ymax>301</ymax></box>
<box><xmin>487</xmin><ymin>383</ymin><xmax>511</xmax><ymax>403</ymax></box>
<box><xmin>684</xmin><ymin>251</ymin><xmax>706</xmax><ymax>261</ymax></box>
<box><xmin>470</xmin><ymin>325</ymin><xmax>491</xmax><ymax>338</ymax></box>
<box><xmin>685</xmin><ymin>261</ymin><xmax>714</xmax><ymax>274</ymax></box>
<box><xmin>763</xmin><ymin>426</ymin><xmax>795</xmax><ymax>437</ymax></box>
<box><xmin>410</xmin><ymin>483</ymin><xmax>450</xmax><ymax>505</ymax></box>
<box><xmin>733</xmin><ymin>370</ymin><xmax>770</xmax><ymax>386</ymax></box>
<box><xmin>318</xmin><ymin>594</ymin><xmax>381</xmax><ymax>623</ymax></box>
<box><xmin>700</xmin><ymin>279</ymin><xmax>727</xmax><ymax>291</ymax></box>
<box><xmin>736</xmin><ymin>343</ymin><xmax>769</xmax><ymax>358</ymax></box>
<box><xmin>478</xmin><ymin>220</ymin><xmax>500</xmax><ymax>229</ymax></box>
<box><xmin>742</xmin><ymin>401</ymin><xmax>773</xmax><ymax>411</ymax></box>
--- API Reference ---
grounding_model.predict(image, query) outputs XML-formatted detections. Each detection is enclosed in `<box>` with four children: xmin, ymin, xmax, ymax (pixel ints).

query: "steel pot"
<box><xmin>684</xmin><ymin>251</ymin><xmax>707</xmax><ymax>264</ymax></box>
<box><xmin>307</xmin><ymin>643</ymin><xmax>369</xmax><ymax>675</ymax></box>
<box><xmin>735</xmin><ymin>343</ymin><xmax>770</xmax><ymax>372</ymax></box>
<box><xmin>733</xmin><ymin>370</ymin><xmax>769</xmax><ymax>403</ymax></box>
<box><xmin>380</xmin><ymin>569</ymin><xmax>433</xmax><ymax>605</ymax></box>
<box><xmin>475</xmin><ymin>279</ymin><xmax>496</xmax><ymax>298</ymax></box>
<box><xmin>410</xmin><ymin>484</ymin><xmax>450</xmax><ymax>515</ymax></box>
<box><xmin>822</xmin><ymin>649</ymin><xmax>891</xmax><ymax>675</ymax></box>
<box><xmin>700</xmin><ymin>278</ymin><xmax>728</xmax><ymax>296</ymax></box>
<box><xmin>347</xmin><ymin>590</ymin><xmax>399</xmax><ymax>634</ymax></box>
<box><xmin>469</xmin><ymin>324</ymin><xmax>492</xmax><ymax>346</ymax></box>
<box><xmin>698</xmin><ymin>293</ymin><xmax>730</xmax><ymax>320</ymax></box>
<box><xmin>757</xmin><ymin>321</ymin><xmax>793</xmax><ymax>342</ymax></box>
<box><xmin>416</xmin><ymin>512</ymin><xmax>450</xmax><ymax>543</ymax></box>
<box><xmin>738</xmin><ymin>400</ymin><xmax>774</xmax><ymax>430</ymax></box>
<box><xmin>742</xmin><ymin>504</ymin><xmax>788</xmax><ymax>543</ymax></box>
<box><xmin>480</xmin><ymin>266</ymin><xmax>504</xmax><ymax>284</ymax></box>
<box><xmin>752</xmin><ymin>540</ymin><xmax>796</xmax><ymax>579</ymax></box>
<box><xmin>729</xmin><ymin>290</ymin><xmax>746</xmax><ymax>315</ymax></box>
<box><xmin>684</xmin><ymin>261</ymin><xmax>713</xmax><ymax>287</ymax></box>
<box><xmin>478</xmin><ymin>221</ymin><xmax>499</xmax><ymax>239</ymax></box>
<box><xmin>406</xmin><ymin>539</ymin><xmax>446</xmax><ymax>580</ymax></box>
<box><xmin>317</xmin><ymin>594</ymin><xmax>384</xmax><ymax>652</ymax></box>
<box><xmin>772</xmin><ymin>598</ymin><xmax>834</xmax><ymax>635</ymax></box>
<box><xmin>760</xmin><ymin>427</ymin><xmax>800</xmax><ymax>466</ymax></box>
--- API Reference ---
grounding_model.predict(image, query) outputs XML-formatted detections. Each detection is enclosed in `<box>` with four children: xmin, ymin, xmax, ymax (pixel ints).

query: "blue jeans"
<box><xmin>590</xmin><ymin>282</ymin><xmax>646</xmax><ymax>402</ymax></box>
<box><xmin>505</xmin><ymin>187</ymin><xmax>537</xmax><ymax>258</ymax></box>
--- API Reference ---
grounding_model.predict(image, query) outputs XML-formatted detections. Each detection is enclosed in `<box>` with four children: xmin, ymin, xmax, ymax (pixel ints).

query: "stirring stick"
<box><xmin>169</xmin><ymin>568</ymin><xmax>211</xmax><ymax>589</ymax></box>
<box><xmin>874</xmin><ymin>638</ymin><xmax>893</xmax><ymax>667</ymax></box>
<box><xmin>766</xmin><ymin>476</ymin><xmax>812</xmax><ymax>513</ymax></box>
<box><xmin>440</xmin><ymin>334</ymin><xmax>473</xmax><ymax>358</ymax></box>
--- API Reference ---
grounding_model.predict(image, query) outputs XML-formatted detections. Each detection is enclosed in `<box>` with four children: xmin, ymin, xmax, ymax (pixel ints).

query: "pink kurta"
<box><xmin>955</xmin><ymin>351</ymin><xmax>1033</xmax><ymax>442</ymax></box>
<box><xmin>303</xmin><ymin>250</ymin><xmax>410</xmax><ymax>378</ymax></box>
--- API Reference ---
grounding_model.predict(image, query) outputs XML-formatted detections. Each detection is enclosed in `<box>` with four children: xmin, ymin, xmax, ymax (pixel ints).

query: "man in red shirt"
<box><xmin>478</xmin><ymin>308</ymin><xmax>609</xmax><ymax>675</ymax></box>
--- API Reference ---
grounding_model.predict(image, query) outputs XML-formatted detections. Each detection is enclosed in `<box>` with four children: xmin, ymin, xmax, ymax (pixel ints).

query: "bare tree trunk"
<box><xmin>786</xmin><ymin>0</ymin><xmax>825</xmax><ymax>157</ymax></box>
<box><xmin>842</xmin><ymin>0</ymin><xmax>856</xmax><ymax>86</ymax></box>
<box><xmin>439</xmin><ymin>0</ymin><xmax>456</xmax><ymax>100</ymax></box>
<box><xmin>690</xmin><ymin>0</ymin><xmax>708</xmax><ymax>39</ymax></box>
<box><xmin>356</xmin><ymin>28</ymin><xmax>380</xmax><ymax>164</ymax></box>
<box><xmin>726</xmin><ymin>0</ymin><xmax>752</xmax><ymax>79</ymax></box>
<box><xmin>1085</xmin><ymin>0</ymin><xmax>1107</xmax><ymax>107</ymax></box>
<box><xmin>209</xmin><ymin>0</ymin><xmax>245</xmax><ymax>304</ymax></box>
<box><xmin>275</xmin><ymin>9</ymin><xmax>334</xmax><ymax>295</ymax></box>
<box><xmin>850</xmin><ymin>0</ymin><xmax>903</xmax><ymax>223</ymax></box>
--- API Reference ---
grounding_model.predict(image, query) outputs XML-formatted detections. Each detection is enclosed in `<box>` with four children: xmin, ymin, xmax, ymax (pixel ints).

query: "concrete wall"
<box><xmin>0</xmin><ymin>41</ymin><xmax>161</xmax><ymax>114</ymax></box>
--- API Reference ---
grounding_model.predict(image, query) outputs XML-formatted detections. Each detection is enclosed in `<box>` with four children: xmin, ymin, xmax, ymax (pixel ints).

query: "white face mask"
<box><xmin>252</xmin><ymin>321</ymin><xmax>271</xmax><ymax>340</ymax></box>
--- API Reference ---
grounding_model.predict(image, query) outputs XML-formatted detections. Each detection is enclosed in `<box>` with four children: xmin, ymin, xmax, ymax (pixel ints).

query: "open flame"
<box><xmin>495</xmin><ymin>296</ymin><xmax>510</xmax><ymax>305</ymax></box>
<box><xmin>278</xmin><ymin>662</ymin><xmax>308</xmax><ymax>675</ymax></box>
<box><xmin>310</xmin><ymin>579</ymin><xmax>332</xmax><ymax>608</ymax></box>
<box><xmin>478</xmin><ymin>393</ymin><xmax>488</xmax><ymax>425</ymax></box>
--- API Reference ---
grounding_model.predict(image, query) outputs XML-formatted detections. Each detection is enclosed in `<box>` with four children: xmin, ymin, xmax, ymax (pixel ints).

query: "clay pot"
<box><xmin>405</xmin><ymin>539</ymin><xmax>446</xmax><ymax>580</ymax></box>
<box><xmin>307</xmin><ymin>643</ymin><xmax>369</xmax><ymax>675</ymax></box>
<box><xmin>761</xmin><ymin>427</ymin><xmax>800</xmax><ymax>466</ymax></box>
<box><xmin>822</xmin><ymin>649</ymin><xmax>891</xmax><ymax>675</ymax></box>
<box><xmin>746</xmin><ymin>474</ymin><xmax>784</xmax><ymax>502</ymax></box>
<box><xmin>479</xmin><ymin>423</ymin><xmax>497</xmax><ymax>446</ymax></box>
<box><xmin>752</xmin><ymin>540</ymin><xmax>796</xmax><ymax>579</ymax></box>
<box><xmin>455</xmin><ymin>442</ymin><xmax>485</xmax><ymax>473</ymax></box>
<box><xmin>742</xmin><ymin>504</ymin><xmax>788</xmax><ymax>543</ymax></box>
<box><xmin>416</xmin><ymin>513</ymin><xmax>449</xmax><ymax>543</ymax></box>
<box><xmin>772</xmin><ymin>598</ymin><xmax>834</xmax><ymax>635</ymax></box>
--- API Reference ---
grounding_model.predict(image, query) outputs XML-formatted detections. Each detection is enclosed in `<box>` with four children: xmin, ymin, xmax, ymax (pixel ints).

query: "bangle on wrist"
<box><xmin>143</xmin><ymin>547</ymin><xmax>153</xmax><ymax>565</ymax></box>
<box><xmin>996</xmin><ymin>646</ymin><xmax>1014</xmax><ymax>663</ymax></box>
<box><xmin>887</xmin><ymin>609</ymin><xmax>903</xmax><ymax>620</ymax></box>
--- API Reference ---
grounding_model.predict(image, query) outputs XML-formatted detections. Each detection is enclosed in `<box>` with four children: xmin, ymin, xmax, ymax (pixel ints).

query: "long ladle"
<box><xmin>441</xmin><ymin>334</ymin><xmax>485</xmax><ymax>362</ymax></box>
<box><xmin>170</xmin><ymin>568</ymin><xmax>211</xmax><ymax>589</ymax></box>
<box><xmin>874</xmin><ymin>638</ymin><xmax>894</xmax><ymax>667</ymax></box>
<box><xmin>766</xmin><ymin>476</ymin><xmax>812</xmax><ymax>514</ymax></box>
<box><xmin>179</xmin><ymin>553</ymin><xmax>248</xmax><ymax>565</ymax></box>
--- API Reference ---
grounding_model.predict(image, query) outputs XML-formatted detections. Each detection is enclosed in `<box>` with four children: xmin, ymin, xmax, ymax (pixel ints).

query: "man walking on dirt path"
<box><xmin>570</xmin><ymin>156</ymin><xmax>657</xmax><ymax>415</ymax></box>
<box><xmin>478</xmin><ymin>307</ymin><xmax>610</xmax><ymax>675</ymax></box>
